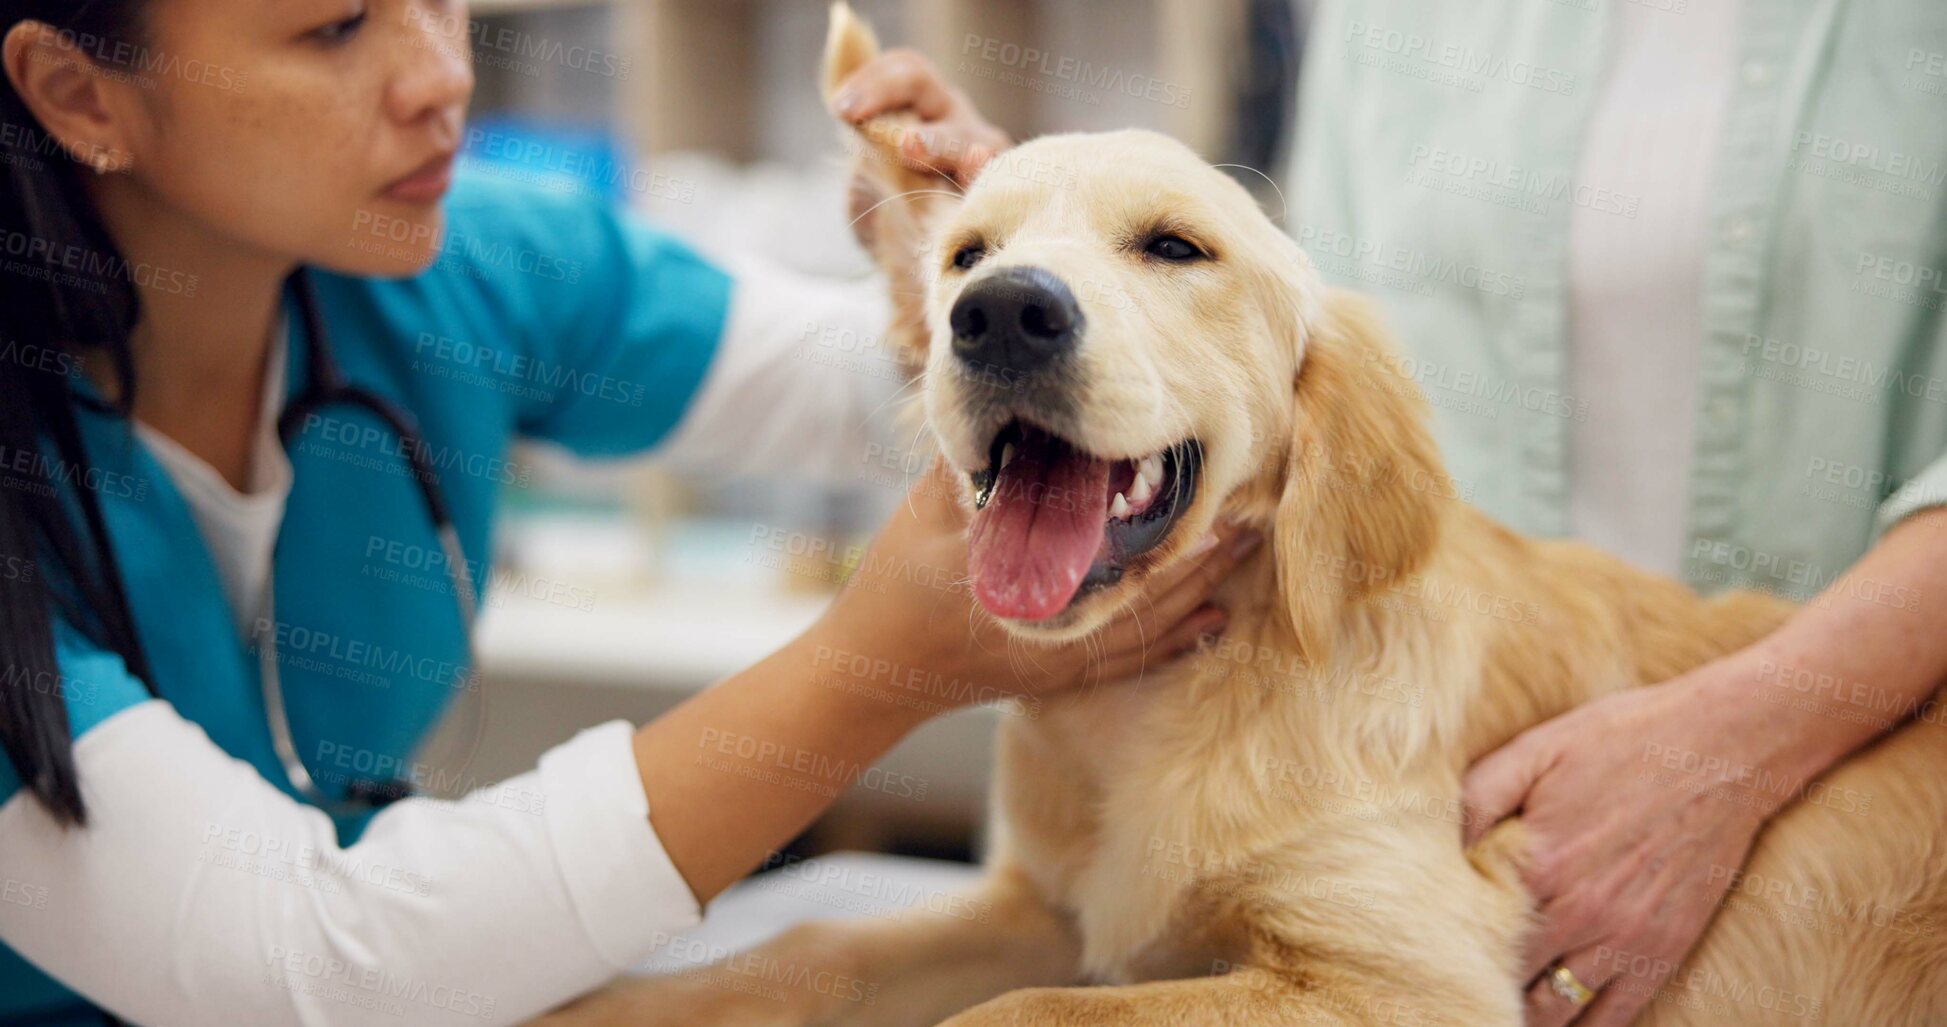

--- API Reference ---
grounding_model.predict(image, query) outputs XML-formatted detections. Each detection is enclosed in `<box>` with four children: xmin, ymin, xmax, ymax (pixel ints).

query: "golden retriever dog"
<box><xmin>536</xmin><ymin>7</ymin><xmax>1947</xmax><ymax>1025</ymax></box>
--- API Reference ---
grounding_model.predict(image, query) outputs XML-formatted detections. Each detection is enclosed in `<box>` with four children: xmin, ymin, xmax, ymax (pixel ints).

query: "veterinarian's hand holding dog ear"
<box><xmin>1464</xmin><ymin>509</ymin><xmax>1947</xmax><ymax>1027</ymax></box>
<box><xmin>828</xmin><ymin>49</ymin><xmax>1010</xmax><ymax>187</ymax></box>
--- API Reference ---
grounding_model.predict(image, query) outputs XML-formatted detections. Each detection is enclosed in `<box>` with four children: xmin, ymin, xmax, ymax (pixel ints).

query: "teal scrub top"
<box><xmin>0</xmin><ymin>168</ymin><xmax>732</xmax><ymax>1023</ymax></box>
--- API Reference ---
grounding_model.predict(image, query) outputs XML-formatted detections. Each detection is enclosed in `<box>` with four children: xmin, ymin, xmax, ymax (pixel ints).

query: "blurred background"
<box><xmin>426</xmin><ymin>0</ymin><xmax>1308</xmax><ymax>869</ymax></box>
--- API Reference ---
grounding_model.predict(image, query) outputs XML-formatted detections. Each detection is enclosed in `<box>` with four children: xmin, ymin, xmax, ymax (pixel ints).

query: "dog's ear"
<box><xmin>820</xmin><ymin>2</ymin><xmax>882</xmax><ymax>99</ymax></box>
<box><xmin>821</xmin><ymin>2</ymin><xmax>963</xmax><ymax>363</ymax></box>
<box><xmin>1273</xmin><ymin>290</ymin><xmax>1448</xmax><ymax>663</ymax></box>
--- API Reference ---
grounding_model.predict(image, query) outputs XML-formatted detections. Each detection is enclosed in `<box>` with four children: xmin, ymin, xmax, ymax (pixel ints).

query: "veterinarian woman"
<box><xmin>1287</xmin><ymin>2</ymin><xmax>1947</xmax><ymax>1025</ymax></box>
<box><xmin>0</xmin><ymin>3</ymin><xmax>1252</xmax><ymax>1024</ymax></box>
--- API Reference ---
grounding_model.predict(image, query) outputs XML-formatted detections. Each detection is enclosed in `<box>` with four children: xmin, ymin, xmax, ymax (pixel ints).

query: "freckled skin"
<box><xmin>110</xmin><ymin>0</ymin><xmax>474</xmax><ymax>274</ymax></box>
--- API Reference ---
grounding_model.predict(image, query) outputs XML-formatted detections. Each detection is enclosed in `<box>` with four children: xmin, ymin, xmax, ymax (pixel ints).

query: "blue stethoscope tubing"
<box><xmin>257</xmin><ymin>268</ymin><xmax>480</xmax><ymax>813</ymax></box>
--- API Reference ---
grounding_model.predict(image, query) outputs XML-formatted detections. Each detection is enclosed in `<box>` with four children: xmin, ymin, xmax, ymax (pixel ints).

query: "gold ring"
<box><xmin>1546</xmin><ymin>963</ymin><xmax>1595</xmax><ymax>1006</ymax></box>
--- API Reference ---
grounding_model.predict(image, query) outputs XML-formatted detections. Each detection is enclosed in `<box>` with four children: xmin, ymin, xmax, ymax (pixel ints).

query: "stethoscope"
<box><xmin>257</xmin><ymin>269</ymin><xmax>480</xmax><ymax>813</ymax></box>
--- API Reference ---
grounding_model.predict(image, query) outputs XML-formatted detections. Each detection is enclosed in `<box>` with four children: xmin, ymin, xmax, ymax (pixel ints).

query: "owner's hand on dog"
<box><xmin>1460</xmin><ymin>653</ymin><xmax>1841</xmax><ymax>1027</ymax></box>
<box><xmin>828</xmin><ymin>49</ymin><xmax>1010</xmax><ymax>188</ymax></box>
<box><xmin>1464</xmin><ymin>509</ymin><xmax>1947</xmax><ymax>1027</ymax></box>
<box><xmin>819</xmin><ymin>457</ymin><xmax>1255</xmax><ymax>707</ymax></box>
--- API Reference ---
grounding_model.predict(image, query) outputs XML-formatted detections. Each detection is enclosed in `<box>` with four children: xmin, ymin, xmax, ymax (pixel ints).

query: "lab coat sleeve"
<box><xmin>651</xmin><ymin>255</ymin><xmax>911</xmax><ymax>483</ymax></box>
<box><xmin>0</xmin><ymin>691</ymin><xmax>698</xmax><ymax>1025</ymax></box>
<box><xmin>479</xmin><ymin>170</ymin><xmax>910</xmax><ymax>483</ymax></box>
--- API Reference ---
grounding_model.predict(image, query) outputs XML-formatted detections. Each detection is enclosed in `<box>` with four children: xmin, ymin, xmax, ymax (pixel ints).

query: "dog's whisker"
<box><xmin>864</xmin><ymin>373</ymin><xmax>926</xmax><ymax>428</ymax></box>
<box><xmin>899</xmin><ymin>418</ymin><xmax>936</xmax><ymax>504</ymax></box>
<box><xmin>846</xmin><ymin>188</ymin><xmax>964</xmax><ymax>233</ymax></box>
<box><xmin>1212</xmin><ymin>162</ymin><xmax>1289</xmax><ymax>225</ymax></box>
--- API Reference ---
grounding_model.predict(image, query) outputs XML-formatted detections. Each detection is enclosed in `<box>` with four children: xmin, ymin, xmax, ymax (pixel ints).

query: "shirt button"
<box><xmin>1741</xmin><ymin>60</ymin><xmax>1772</xmax><ymax>87</ymax></box>
<box><xmin>1725</xmin><ymin>218</ymin><xmax>1756</xmax><ymax>246</ymax></box>
<box><xmin>1707</xmin><ymin>397</ymin><xmax>1737</xmax><ymax>429</ymax></box>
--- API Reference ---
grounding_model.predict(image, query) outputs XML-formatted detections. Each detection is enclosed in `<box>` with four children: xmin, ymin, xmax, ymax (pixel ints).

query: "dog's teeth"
<box><xmin>971</xmin><ymin>467</ymin><xmax>996</xmax><ymax>509</ymax></box>
<box><xmin>1137</xmin><ymin>453</ymin><xmax>1164</xmax><ymax>486</ymax></box>
<box><xmin>1000</xmin><ymin>442</ymin><xmax>1016</xmax><ymax>470</ymax></box>
<box><xmin>1110</xmin><ymin>492</ymin><xmax>1131</xmax><ymax>519</ymax></box>
<box><xmin>1129</xmin><ymin>471</ymin><xmax>1153</xmax><ymax>505</ymax></box>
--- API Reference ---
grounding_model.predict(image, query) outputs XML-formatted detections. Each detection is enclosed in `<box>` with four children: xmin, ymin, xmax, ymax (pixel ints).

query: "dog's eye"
<box><xmin>952</xmin><ymin>244</ymin><xmax>987</xmax><ymax>270</ymax></box>
<box><xmin>1143</xmin><ymin>234</ymin><xmax>1203</xmax><ymax>262</ymax></box>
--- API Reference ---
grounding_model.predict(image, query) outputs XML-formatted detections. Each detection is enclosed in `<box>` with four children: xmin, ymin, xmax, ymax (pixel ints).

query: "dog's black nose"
<box><xmin>949</xmin><ymin>266</ymin><xmax>1083</xmax><ymax>376</ymax></box>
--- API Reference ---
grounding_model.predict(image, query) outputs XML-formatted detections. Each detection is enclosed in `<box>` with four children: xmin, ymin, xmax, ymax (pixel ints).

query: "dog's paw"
<box><xmin>527</xmin><ymin>971</ymin><xmax>812</xmax><ymax>1027</ymax></box>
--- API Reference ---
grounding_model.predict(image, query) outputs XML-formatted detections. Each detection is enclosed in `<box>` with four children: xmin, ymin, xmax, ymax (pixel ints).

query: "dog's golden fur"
<box><xmin>533</xmin><ymin>8</ymin><xmax>1947</xmax><ymax>1024</ymax></box>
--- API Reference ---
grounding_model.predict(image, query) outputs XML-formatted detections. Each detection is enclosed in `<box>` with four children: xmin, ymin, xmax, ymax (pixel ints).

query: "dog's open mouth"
<box><xmin>965</xmin><ymin>420</ymin><xmax>1202</xmax><ymax>621</ymax></box>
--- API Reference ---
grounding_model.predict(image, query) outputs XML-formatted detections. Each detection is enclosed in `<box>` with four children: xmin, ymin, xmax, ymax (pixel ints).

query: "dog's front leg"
<box><xmin>529</xmin><ymin>866</ymin><xmax>1079</xmax><ymax>1027</ymax></box>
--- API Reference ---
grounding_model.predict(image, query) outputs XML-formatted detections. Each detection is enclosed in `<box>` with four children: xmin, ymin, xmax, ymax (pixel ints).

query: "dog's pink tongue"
<box><xmin>968</xmin><ymin>430</ymin><xmax>1109</xmax><ymax>621</ymax></box>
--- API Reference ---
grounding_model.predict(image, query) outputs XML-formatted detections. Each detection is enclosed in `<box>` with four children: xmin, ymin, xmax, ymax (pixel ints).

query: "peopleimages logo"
<box><xmin>0</xmin><ymin>444</ymin><xmax>149</xmax><ymax>501</ymax></box>
<box><xmin>406</xmin><ymin>6</ymin><xmax>632</xmax><ymax>80</ymax></box>
<box><xmin>959</xmin><ymin>35</ymin><xmax>1192</xmax><ymax>109</ymax></box>
<box><xmin>263</xmin><ymin>946</ymin><xmax>496</xmax><ymax>1020</ymax></box>
<box><xmin>36</xmin><ymin>28</ymin><xmax>248</xmax><ymax>92</ymax></box>
<box><xmin>291</xmin><ymin>411</ymin><xmax>531</xmax><ymax>489</ymax></box>
<box><xmin>1294</xmin><ymin>224</ymin><xmax>1527</xmax><ymax>298</ymax></box>
<box><xmin>0</xmin><ymin>228</ymin><xmax>200</xmax><ymax>295</ymax></box>
<box><xmin>249</xmin><ymin>618</ymin><xmax>475</xmax><ymax>692</ymax></box>
<box><xmin>1855</xmin><ymin>253</ymin><xmax>1947</xmax><ymax>295</ymax></box>
<box><xmin>1406</xmin><ymin>144</ymin><xmax>1637</xmax><ymax>217</ymax></box>
<box><xmin>462</xmin><ymin>129</ymin><xmax>693</xmax><ymax>202</ymax></box>
<box><xmin>1343</xmin><ymin>21</ymin><xmax>1577</xmax><ymax>95</ymax></box>
<box><xmin>1740</xmin><ymin>332</ymin><xmax>1947</xmax><ymax>404</ymax></box>
<box><xmin>1791</xmin><ymin>132</ymin><xmax>1946</xmax><ymax>187</ymax></box>
<box><xmin>412</xmin><ymin>332</ymin><xmax>647</xmax><ymax>408</ymax></box>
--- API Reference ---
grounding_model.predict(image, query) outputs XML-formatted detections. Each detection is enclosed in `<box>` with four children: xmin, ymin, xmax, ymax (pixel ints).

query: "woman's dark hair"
<box><xmin>1</xmin><ymin>0</ymin><xmax>154</xmax><ymax>826</ymax></box>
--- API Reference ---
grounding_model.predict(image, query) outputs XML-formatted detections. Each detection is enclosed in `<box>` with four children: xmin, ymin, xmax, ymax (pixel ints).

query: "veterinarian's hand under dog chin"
<box><xmin>1462</xmin><ymin>656</ymin><xmax>1838</xmax><ymax>1027</ymax></box>
<box><xmin>812</xmin><ymin>459</ymin><xmax>1258</xmax><ymax>714</ymax></box>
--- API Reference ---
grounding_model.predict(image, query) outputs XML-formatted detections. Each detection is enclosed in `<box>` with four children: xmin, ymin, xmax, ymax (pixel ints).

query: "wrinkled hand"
<box><xmin>829</xmin><ymin>48</ymin><xmax>1011</xmax><ymax>189</ymax></box>
<box><xmin>1462</xmin><ymin>656</ymin><xmax>1832</xmax><ymax>1026</ymax></box>
<box><xmin>816</xmin><ymin>458</ymin><xmax>1257</xmax><ymax>709</ymax></box>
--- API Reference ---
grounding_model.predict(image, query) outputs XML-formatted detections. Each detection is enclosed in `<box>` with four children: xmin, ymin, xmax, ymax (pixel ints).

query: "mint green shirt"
<box><xmin>1290</xmin><ymin>0</ymin><xmax>1947</xmax><ymax>601</ymax></box>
